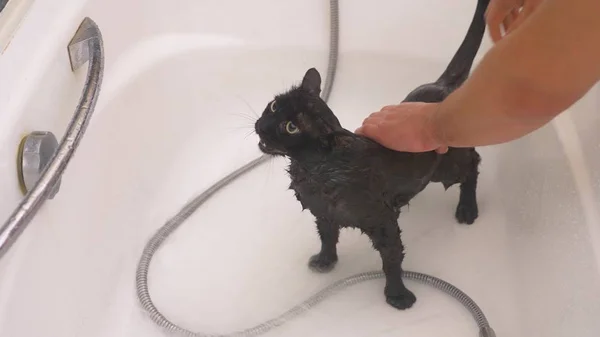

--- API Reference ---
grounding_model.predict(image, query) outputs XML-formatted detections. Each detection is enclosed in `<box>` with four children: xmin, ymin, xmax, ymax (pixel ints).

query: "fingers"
<box><xmin>506</xmin><ymin>0</ymin><xmax>541</xmax><ymax>35</ymax></box>
<box><xmin>359</xmin><ymin>112</ymin><xmax>385</xmax><ymax>130</ymax></box>
<box><xmin>486</xmin><ymin>0</ymin><xmax>524</xmax><ymax>42</ymax></box>
<box><xmin>357</xmin><ymin>114</ymin><xmax>384</xmax><ymax>133</ymax></box>
<box><xmin>355</xmin><ymin>102</ymin><xmax>444</xmax><ymax>153</ymax></box>
<box><xmin>502</xmin><ymin>10</ymin><xmax>515</xmax><ymax>33</ymax></box>
<box><xmin>486</xmin><ymin>0</ymin><xmax>515</xmax><ymax>42</ymax></box>
<box><xmin>380</xmin><ymin>105</ymin><xmax>397</xmax><ymax>112</ymax></box>
<box><xmin>506</xmin><ymin>11</ymin><xmax>526</xmax><ymax>35</ymax></box>
<box><xmin>435</xmin><ymin>145</ymin><xmax>449</xmax><ymax>154</ymax></box>
<box><xmin>487</xmin><ymin>0</ymin><xmax>543</xmax><ymax>42</ymax></box>
<box><xmin>355</xmin><ymin>123</ymin><xmax>382</xmax><ymax>142</ymax></box>
<box><xmin>503</xmin><ymin>8</ymin><xmax>521</xmax><ymax>33</ymax></box>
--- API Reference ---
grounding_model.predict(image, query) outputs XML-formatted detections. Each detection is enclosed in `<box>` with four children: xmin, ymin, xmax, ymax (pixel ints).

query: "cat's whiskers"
<box><xmin>227</xmin><ymin>123</ymin><xmax>255</xmax><ymax>130</ymax></box>
<box><xmin>224</xmin><ymin>110</ymin><xmax>259</xmax><ymax>139</ymax></box>
<box><xmin>243</xmin><ymin>129</ymin><xmax>256</xmax><ymax>139</ymax></box>
<box><xmin>224</xmin><ymin>123</ymin><xmax>256</xmax><ymax>138</ymax></box>
<box><xmin>228</xmin><ymin>112</ymin><xmax>257</xmax><ymax>123</ymax></box>
<box><xmin>235</xmin><ymin>94</ymin><xmax>260</xmax><ymax>118</ymax></box>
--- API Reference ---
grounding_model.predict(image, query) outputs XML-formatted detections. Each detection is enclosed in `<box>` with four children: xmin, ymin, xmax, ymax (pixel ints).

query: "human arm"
<box><xmin>433</xmin><ymin>0</ymin><xmax>600</xmax><ymax>148</ymax></box>
<box><xmin>357</xmin><ymin>0</ymin><xmax>600</xmax><ymax>152</ymax></box>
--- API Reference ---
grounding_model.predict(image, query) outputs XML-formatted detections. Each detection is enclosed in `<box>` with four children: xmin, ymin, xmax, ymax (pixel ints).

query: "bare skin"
<box><xmin>356</xmin><ymin>0</ymin><xmax>600</xmax><ymax>153</ymax></box>
<box><xmin>486</xmin><ymin>0</ymin><xmax>544</xmax><ymax>42</ymax></box>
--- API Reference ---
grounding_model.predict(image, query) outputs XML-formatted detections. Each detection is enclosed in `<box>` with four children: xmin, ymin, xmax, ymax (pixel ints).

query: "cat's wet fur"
<box><xmin>254</xmin><ymin>0</ymin><xmax>489</xmax><ymax>310</ymax></box>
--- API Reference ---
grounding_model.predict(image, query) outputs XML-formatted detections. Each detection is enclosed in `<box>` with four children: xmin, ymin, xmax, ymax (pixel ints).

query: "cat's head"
<box><xmin>254</xmin><ymin>68</ymin><xmax>342</xmax><ymax>157</ymax></box>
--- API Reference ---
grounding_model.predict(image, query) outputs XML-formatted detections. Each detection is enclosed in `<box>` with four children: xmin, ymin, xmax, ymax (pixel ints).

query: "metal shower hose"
<box><xmin>135</xmin><ymin>1</ymin><xmax>496</xmax><ymax>337</ymax></box>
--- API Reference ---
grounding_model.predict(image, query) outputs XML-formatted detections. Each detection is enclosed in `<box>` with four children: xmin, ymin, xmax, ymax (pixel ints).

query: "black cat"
<box><xmin>254</xmin><ymin>0</ymin><xmax>489</xmax><ymax>310</ymax></box>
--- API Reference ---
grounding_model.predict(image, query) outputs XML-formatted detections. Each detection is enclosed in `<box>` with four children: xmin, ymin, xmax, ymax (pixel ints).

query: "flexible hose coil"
<box><xmin>135</xmin><ymin>1</ymin><xmax>496</xmax><ymax>337</ymax></box>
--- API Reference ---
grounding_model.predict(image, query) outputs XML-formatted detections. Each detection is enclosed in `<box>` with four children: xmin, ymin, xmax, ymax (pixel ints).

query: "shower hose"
<box><xmin>135</xmin><ymin>1</ymin><xmax>496</xmax><ymax>337</ymax></box>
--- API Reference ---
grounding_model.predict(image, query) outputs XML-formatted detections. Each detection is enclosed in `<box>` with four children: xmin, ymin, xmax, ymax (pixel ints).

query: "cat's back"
<box><xmin>289</xmin><ymin>132</ymin><xmax>440</xmax><ymax>192</ymax></box>
<box><xmin>338</xmin><ymin>132</ymin><xmax>440</xmax><ymax>176</ymax></box>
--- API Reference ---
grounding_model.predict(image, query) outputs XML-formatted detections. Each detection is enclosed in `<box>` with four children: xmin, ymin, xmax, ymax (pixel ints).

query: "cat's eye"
<box><xmin>270</xmin><ymin>100</ymin><xmax>277</xmax><ymax>113</ymax></box>
<box><xmin>285</xmin><ymin>121</ymin><xmax>300</xmax><ymax>134</ymax></box>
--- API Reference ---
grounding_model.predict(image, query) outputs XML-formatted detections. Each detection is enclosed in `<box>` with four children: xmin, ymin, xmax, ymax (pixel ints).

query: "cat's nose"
<box><xmin>255</xmin><ymin>119</ymin><xmax>267</xmax><ymax>135</ymax></box>
<box><xmin>254</xmin><ymin>122</ymin><xmax>262</xmax><ymax>135</ymax></box>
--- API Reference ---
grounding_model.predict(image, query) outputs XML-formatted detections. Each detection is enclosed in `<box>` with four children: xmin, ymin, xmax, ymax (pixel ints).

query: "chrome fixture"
<box><xmin>17</xmin><ymin>131</ymin><xmax>61</xmax><ymax>199</ymax></box>
<box><xmin>0</xmin><ymin>17</ymin><xmax>104</xmax><ymax>260</ymax></box>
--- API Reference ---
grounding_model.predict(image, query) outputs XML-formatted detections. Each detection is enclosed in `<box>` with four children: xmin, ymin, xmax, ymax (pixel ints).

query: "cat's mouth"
<box><xmin>258</xmin><ymin>140</ymin><xmax>286</xmax><ymax>156</ymax></box>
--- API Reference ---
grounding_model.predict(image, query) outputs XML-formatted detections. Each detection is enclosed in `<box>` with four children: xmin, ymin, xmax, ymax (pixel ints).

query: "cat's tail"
<box><xmin>436</xmin><ymin>0</ymin><xmax>490</xmax><ymax>89</ymax></box>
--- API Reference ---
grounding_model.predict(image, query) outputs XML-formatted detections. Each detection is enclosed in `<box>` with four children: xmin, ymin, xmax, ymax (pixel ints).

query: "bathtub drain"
<box><xmin>135</xmin><ymin>1</ymin><xmax>496</xmax><ymax>337</ymax></box>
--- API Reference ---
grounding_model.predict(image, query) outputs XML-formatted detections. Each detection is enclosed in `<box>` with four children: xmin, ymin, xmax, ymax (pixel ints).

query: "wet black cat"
<box><xmin>254</xmin><ymin>0</ymin><xmax>489</xmax><ymax>310</ymax></box>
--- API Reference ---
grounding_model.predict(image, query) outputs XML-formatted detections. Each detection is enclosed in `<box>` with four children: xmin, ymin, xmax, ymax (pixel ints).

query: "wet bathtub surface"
<box><xmin>1</xmin><ymin>0</ymin><xmax>600</xmax><ymax>336</ymax></box>
<box><xmin>100</xmin><ymin>52</ymin><xmax>600</xmax><ymax>337</ymax></box>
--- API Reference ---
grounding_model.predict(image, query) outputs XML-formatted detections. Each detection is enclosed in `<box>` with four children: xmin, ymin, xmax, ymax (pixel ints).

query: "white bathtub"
<box><xmin>1</xmin><ymin>0</ymin><xmax>599</xmax><ymax>336</ymax></box>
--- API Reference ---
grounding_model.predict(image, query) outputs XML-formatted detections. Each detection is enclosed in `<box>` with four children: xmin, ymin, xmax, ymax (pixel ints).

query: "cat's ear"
<box><xmin>301</xmin><ymin>68</ymin><xmax>321</xmax><ymax>96</ymax></box>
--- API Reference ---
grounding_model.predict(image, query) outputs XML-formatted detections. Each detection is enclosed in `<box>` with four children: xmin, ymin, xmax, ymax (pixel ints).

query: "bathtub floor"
<box><xmin>141</xmin><ymin>158</ymin><xmax>511</xmax><ymax>337</ymax></box>
<box><xmin>88</xmin><ymin>52</ymin><xmax>600</xmax><ymax>337</ymax></box>
<box><xmin>104</xmin><ymin>54</ymin><xmax>516</xmax><ymax>337</ymax></box>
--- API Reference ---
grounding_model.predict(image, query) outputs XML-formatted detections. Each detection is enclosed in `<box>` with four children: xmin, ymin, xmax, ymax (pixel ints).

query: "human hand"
<box><xmin>355</xmin><ymin>102</ymin><xmax>448</xmax><ymax>154</ymax></box>
<box><xmin>485</xmin><ymin>0</ymin><xmax>544</xmax><ymax>42</ymax></box>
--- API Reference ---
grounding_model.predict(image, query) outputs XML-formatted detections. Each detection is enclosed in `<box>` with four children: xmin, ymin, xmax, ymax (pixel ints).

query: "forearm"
<box><xmin>432</xmin><ymin>0</ymin><xmax>600</xmax><ymax>148</ymax></box>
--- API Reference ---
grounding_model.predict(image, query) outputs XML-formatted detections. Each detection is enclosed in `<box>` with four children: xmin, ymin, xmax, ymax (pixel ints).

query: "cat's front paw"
<box><xmin>455</xmin><ymin>201</ymin><xmax>478</xmax><ymax>225</ymax></box>
<box><xmin>385</xmin><ymin>289</ymin><xmax>417</xmax><ymax>310</ymax></box>
<box><xmin>308</xmin><ymin>253</ymin><xmax>338</xmax><ymax>273</ymax></box>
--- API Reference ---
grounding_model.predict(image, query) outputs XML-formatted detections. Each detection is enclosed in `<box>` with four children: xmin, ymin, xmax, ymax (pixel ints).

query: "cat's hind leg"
<box><xmin>308</xmin><ymin>217</ymin><xmax>340</xmax><ymax>273</ymax></box>
<box><xmin>455</xmin><ymin>150</ymin><xmax>481</xmax><ymax>225</ymax></box>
